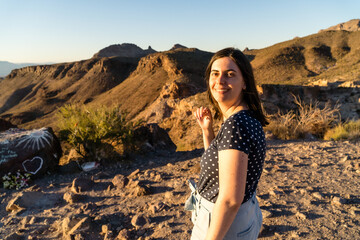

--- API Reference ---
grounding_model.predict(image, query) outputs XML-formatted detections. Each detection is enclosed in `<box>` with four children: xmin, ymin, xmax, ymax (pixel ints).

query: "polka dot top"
<box><xmin>197</xmin><ymin>110</ymin><xmax>266</xmax><ymax>204</ymax></box>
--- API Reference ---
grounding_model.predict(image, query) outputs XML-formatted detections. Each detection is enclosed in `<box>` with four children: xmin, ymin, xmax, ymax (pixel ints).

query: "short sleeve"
<box><xmin>217</xmin><ymin>116</ymin><xmax>250</xmax><ymax>155</ymax></box>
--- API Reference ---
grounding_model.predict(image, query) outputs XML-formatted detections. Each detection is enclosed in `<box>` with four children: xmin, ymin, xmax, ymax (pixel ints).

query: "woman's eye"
<box><xmin>228</xmin><ymin>72</ymin><xmax>235</xmax><ymax>77</ymax></box>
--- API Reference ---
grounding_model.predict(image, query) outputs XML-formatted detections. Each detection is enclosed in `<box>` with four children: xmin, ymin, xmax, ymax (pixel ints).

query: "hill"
<box><xmin>0</xmin><ymin>57</ymin><xmax>140</xmax><ymax>125</ymax></box>
<box><xmin>247</xmin><ymin>29</ymin><xmax>360</xmax><ymax>85</ymax></box>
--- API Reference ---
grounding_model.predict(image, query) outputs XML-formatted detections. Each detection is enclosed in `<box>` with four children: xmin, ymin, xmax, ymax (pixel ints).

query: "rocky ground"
<box><xmin>0</xmin><ymin>139</ymin><xmax>359</xmax><ymax>239</ymax></box>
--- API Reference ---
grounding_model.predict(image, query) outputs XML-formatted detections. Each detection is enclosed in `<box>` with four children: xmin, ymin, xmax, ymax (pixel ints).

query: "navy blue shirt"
<box><xmin>197</xmin><ymin>110</ymin><xmax>266</xmax><ymax>203</ymax></box>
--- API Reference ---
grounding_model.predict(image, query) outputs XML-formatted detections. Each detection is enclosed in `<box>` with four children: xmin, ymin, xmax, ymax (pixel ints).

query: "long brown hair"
<box><xmin>205</xmin><ymin>47</ymin><xmax>268</xmax><ymax>126</ymax></box>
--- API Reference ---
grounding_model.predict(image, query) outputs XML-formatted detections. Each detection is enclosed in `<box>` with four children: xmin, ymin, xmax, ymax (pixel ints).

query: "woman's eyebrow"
<box><xmin>211</xmin><ymin>69</ymin><xmax>237</xmax><ymax>72</ymax></box>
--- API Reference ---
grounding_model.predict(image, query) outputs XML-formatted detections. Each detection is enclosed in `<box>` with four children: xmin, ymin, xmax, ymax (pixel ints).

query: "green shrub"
<box><xmin>324</xmin><ymin>119</ymin><xmax>360</xmax><ymax>140</ymax></box>
<box><xmin>57</xmin><ymin>104</ymin><xmax>141</xmax><ymax>160</ymax></box>
<box><xmin>265</xmin><ymin>95</ymin><xmax>340</xmax><ymax>139</ymax></box>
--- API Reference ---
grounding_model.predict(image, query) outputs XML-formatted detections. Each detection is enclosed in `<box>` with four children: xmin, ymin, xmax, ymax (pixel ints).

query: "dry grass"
<box><xmin>324</xmin><ymin>119</ymin><xmax>360</xmax><ymax>140</ymax></box>
<box><xmin>265</xmin><ymin>95</ymin><xmax>341</xmax><ymax>139</ymax></box>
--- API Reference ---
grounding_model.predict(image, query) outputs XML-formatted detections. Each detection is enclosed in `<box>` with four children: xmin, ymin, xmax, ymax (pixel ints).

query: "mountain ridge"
<box><xmin>1</xmin><ymin>19</ymin><xmax>359</xmax><ymax>150</ymax></box>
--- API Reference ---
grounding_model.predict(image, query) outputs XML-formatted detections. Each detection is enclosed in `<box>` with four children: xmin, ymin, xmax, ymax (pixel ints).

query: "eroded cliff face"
<box><xmin>0</xmin><ymin>57</ymin><xmax>139</xmax><ymax>124</ymax></box>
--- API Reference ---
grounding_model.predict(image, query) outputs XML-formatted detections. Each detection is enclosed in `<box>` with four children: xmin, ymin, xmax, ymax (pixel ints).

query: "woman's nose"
<box><xmin>217</xmin><ymin>73</ymin><xmax>226</xmax><ymax>84</ymax></box>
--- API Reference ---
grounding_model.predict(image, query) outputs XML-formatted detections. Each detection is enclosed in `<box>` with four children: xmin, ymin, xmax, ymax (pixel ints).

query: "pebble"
<box><xmin>261</xmin><ymin>209</ymin><xmax>272</xmax><ymax>218</ymax></box>
<box><xmin>149</xmin><ymin>202</ymin><xmax>165</xmax><ymax>214</ymax></box>
<box><xmin>154</xmin><ymin>174</ymin><xmax>163</xmax><ymax>182</ymax></box>
<box><xmin>295</xmin><ymin>212</ymin><xmax>307</xmax><ymax>220</ymax></box>
<box><xmin>131</xmin><ymin>214</ymin><xmax>148</xmax><ymax>229</ymax></box>
<box><xmin>331</xmin><ymin>196</ymin><xmax>345</xmax><ymax>205</ymax></box>
<box><xmin>311</xmin><ymin>192</ymin><xmax>323</xmax><ymax>200</ymax></box>
<box><xmin>310</xmin><ymin>162</ymin><xmax>319</xmax><ymax>168</ymax></box>
<box><xmin>128</xmin><ymin>169</ymin><xmax>140</xmax><ymax>178</ymax></box>
<box><xmin>116</xmin><ymin>229</ymin><xmax>130</xmax><ymax>240</ymax></box>
<box><xmin>63</xmin><ymin>192</ymin><xmax>82</xmax><ymax>204</ymax></box>
<box><xmin>71</xmin><ymin>177</ymin><xmax>94</xmax><ymax>193</ymax></box>
<box><xmin>112</xmin><ymin>174</ymin><xmax>129</xmax><ymax>188</ymax></box>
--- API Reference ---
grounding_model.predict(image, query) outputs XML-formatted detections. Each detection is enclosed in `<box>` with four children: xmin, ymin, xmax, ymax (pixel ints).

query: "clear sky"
<box><xmin>1</xmin><ymin>0</ymin><xmax>359</xmax><ymax>63</ymax></box>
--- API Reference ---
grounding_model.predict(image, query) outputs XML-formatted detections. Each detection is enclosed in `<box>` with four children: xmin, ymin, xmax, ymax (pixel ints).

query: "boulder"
<box><xmin>0</xmin><ymin>127</ymin><xmax>62</xmax><ymax>180</ymax></box>
<box><xmin>71</xmin><ymin>177</ymin><xmax>94</xmax><ymax>193</ymax></box>
<box><xmin>133</xmin><ymin>123</ymin><xmax>177</xmax><ymax>152</ymax></box>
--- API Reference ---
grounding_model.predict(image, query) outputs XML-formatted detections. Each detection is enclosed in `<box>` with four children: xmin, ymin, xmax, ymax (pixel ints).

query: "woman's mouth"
<box><xmin>215</xmin><ymin>89</ymin><xmax>229</xmax><ymax>93</ymax></box>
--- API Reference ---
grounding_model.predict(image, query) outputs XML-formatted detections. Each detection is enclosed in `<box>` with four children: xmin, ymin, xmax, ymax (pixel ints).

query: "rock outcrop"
<box><xmin>93</xmin><ymin>43</ymin><xmax>156</xmax><ymax>58</ymax></box>
<box><xmin>170</xmin><ymin>44</ymin><xmax>188</xmax><ymax>50</ymax></box>
<box><xmin>319</xmin><ymin>19</ymin><xmax>360</xmax><ymax>32</ymax></box>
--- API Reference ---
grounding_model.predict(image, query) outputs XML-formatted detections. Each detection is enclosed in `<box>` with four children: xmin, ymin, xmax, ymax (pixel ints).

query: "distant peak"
<box><xmin>319</xmin><ymin>19</ymin><xmax>360</xmax><ymax>32</ymax></box>
<box><xmin>170</xmin><ymin>44</ymin><xmax>188</xmax><ymax>50</ymax></box>
<box><xmin>93</xmin><ymin>43</ymin><xmax>157</xmax><ymax>58</ymax></box>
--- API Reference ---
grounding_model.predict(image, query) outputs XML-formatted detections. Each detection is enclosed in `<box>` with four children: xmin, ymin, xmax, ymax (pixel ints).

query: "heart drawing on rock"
<box><xmin>22</xmin><ymin>156</ymin><xmax>44</xmax><ymax>175</ymax></box>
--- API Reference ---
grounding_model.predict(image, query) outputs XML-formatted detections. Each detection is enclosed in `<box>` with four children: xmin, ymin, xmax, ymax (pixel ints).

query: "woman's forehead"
<box><xmin>211</xmin><ymin>57</ymin><xmax>239</xmax><ymax>71</ymax></box>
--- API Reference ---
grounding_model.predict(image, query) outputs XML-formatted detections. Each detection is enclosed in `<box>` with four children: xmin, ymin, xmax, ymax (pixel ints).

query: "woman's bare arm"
<box><xmin>205</xmin><ymin>149</ymin><xmax>248</xmax><ymax>240</ymax></box>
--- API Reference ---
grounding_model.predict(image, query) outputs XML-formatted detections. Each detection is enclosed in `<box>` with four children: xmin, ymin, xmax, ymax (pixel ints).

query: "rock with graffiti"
<box><xmin>0</xmin><ymin>127</ymin><xmax>62</xmax><ymax>179</ymax></box>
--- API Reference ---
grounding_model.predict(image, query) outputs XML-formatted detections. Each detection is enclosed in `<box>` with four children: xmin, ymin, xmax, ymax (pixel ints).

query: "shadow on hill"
<box><xmin>0</xmin><ymin>84</ymin><xmax>35</xmax><ymax>113</ymax></box>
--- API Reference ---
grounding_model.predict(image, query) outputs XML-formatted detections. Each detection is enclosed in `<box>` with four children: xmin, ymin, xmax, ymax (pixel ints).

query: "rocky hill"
<box><xmin>1</xmin><ymin>20</ymin><xmax>360</xmax><ymax>150</ymax></box>
<box><xmin>93</xmin><ymin>43</ymin><xmax>156</xmax><ymax>58</ymax></box>
<box><xmin>247</xmin><ymin>29</ymin><xmax>360</xmax><ymax>85</ymax></box>
<box><xmin>0</xmin><ymin>57</ymin><xmax>140</xmax><ymax>125</ymax></box>
<box><xmin>319</xmin><ymin>19</ymin><xmax>360</xmax><ymax>32</ymax></box>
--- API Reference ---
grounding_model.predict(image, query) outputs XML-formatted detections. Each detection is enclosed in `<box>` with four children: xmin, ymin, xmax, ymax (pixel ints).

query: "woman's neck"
<box><xmin>220</xmin><ymin>102</ymin><xmax>248</xmax><ymax>121</ymax></box>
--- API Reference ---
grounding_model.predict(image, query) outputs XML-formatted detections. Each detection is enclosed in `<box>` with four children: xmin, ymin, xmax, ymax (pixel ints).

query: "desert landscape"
<box><xmin>0</xmin><ymin>19</ymin><xmax>360</xmax><ymax>239</ymax></box>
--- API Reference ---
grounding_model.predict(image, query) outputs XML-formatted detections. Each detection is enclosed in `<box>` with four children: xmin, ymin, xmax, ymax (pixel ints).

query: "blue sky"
<box><xmin>1</xmin><ymin>0</ymin><xmax>359</xmax><ymax>63</ymax></box>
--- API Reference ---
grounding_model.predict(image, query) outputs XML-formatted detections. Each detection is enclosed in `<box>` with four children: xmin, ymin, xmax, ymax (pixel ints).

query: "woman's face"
<box><xmin>209</xmin><ymin>57</ymin><xmax>246</xmax><ymax>108</ymax></box>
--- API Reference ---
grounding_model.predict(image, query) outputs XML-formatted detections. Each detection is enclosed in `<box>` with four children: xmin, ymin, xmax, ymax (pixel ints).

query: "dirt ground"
<box><xmin>0</xmin><ymin>139</ymin><xmax>359</xmax><ymax>239</ymax></box>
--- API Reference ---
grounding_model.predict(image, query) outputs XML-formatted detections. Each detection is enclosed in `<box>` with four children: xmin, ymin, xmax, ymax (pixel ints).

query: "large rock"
<box><xmin>133</xmin><ymin>123</ymin><xmax>177</xmax><ymax>152</ymax></box>
<box><xmin>0</xmin><ymin>127</ymin><xmax>62</xmax><ymax>179</ymax></box>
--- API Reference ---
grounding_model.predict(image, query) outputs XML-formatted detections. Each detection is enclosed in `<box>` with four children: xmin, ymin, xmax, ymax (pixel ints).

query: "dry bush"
<box><xmin>265</xmin><ymin>95</ymin><xmax>341</xmax><ymax>139</ymax></box>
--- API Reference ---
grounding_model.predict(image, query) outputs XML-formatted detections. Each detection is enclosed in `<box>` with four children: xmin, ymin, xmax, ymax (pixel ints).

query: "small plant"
<box><xmin>324</xmin><ymin>119</ymin><xmax>360</xmax><ymax>140</ymax></box>
<box><xmin>265</xmin><ymin>95</ymin><xmax>341</xmax><ymax>139</ymax></box>
<box><xmin>57</xmin><ymin>104</ymin><xmax>142</xmax><ymax>160</ymax></box>
<box><xmin>2</xmin><ymin>171</ymin><xmax>32</xmax><ymax>190</ymax></box>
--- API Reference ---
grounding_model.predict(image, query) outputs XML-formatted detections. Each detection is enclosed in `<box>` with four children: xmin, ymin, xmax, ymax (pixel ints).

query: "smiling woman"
<box><xmin>188</xmin><ymin>48</ymin><xmax>268</xmax><ymax>240</ymax></box>
<box><xmin>208</xmin><ymin>57</ymin><xmax>247</xmax><ymax>117</ymax></box>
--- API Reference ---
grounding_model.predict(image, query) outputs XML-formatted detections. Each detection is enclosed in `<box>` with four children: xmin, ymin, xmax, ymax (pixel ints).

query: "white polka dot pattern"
<box><xmin>197</xmin><ymin>110</ymin><xmax>266</xmax><ymax>203</ymax></box>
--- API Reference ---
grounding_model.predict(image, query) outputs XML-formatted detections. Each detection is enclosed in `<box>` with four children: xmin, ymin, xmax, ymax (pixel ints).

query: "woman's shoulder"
<box><xmin>226</xmin><ymin>110</ymin><xmax>258</xmax><ymax>124</ymax></box>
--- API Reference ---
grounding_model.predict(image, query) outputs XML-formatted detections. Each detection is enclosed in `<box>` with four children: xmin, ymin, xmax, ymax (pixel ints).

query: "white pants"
<box><xmin>185</xmin><ymin>181</ymin><xmax>262</xmax><ymax>239</ymax></box>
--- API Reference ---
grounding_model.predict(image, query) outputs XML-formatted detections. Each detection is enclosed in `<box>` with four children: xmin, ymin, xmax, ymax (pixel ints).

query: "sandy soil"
<box><xmin>0</xmin><ymin>140</ymin><xmax>359</xmax><ymax>239</ymax></box>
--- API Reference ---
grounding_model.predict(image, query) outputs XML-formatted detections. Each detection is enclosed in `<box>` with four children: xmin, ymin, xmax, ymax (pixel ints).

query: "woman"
<box><xmin>186</xmin><ymin>47</ymin><xmax>268</xmax><ymax>239</ymax></box>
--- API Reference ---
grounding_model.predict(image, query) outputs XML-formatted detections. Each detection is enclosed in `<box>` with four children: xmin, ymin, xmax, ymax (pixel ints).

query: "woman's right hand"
<box><xmin>193</xmin><ymin>107</ymin><xmax>213</xmax><ymax>132</ymax></box>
